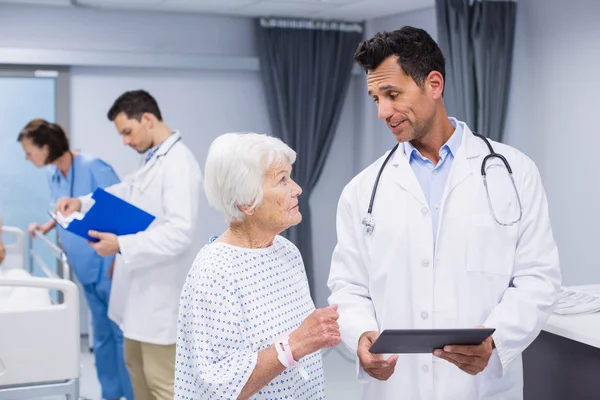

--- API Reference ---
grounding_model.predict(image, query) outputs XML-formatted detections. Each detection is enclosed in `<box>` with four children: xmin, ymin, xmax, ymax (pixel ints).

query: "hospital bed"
<box><xmin>0</xmin><ymin>226</ymin><xmax>80</xmax><ymax>399</ymax></box>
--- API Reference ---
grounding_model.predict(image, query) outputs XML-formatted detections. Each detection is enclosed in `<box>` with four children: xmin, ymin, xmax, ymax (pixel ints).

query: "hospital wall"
<box><xmin>0</xmin><ymin>4</ymin><xmax>256</xmax><ymax>58</ymax></box>
<box><xmin>0</xmin><ymin>3</ymin><xmax>359</xmax><ymax>307</ymax></box>
<box><xmin>503</xmin><ymin>0</ymin><xmax>600</xmax><ymax>286</ymax></box>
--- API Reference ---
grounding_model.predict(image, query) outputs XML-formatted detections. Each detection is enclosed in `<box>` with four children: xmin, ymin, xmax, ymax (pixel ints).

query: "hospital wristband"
<box><xmin>275</xmin><ymin>334</ymin><xmax>310</xmax><ymax>381</ymax></box>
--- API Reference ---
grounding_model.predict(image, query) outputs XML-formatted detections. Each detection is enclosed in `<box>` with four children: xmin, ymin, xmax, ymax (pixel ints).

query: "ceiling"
<box><xmin>0</xmin><ymin>0</ymin><xmax>434</xmax><ymax>21</ymax></box>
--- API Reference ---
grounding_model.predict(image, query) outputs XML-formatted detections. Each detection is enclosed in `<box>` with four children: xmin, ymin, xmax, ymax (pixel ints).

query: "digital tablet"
<box><xmin>369</xmin><ymin>328</ymin><xmax>495</xmax><ymax>354</ymax></box>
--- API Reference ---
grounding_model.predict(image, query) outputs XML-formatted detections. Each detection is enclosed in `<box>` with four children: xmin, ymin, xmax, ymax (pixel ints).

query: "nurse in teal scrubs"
<box><xmin>19</xmin><ymin>119</ymin><xmax>133</xmax><ymax>400</ymax></box>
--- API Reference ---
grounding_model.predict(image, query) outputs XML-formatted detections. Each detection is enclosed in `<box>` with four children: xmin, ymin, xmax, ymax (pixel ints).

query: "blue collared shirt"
<box><xmin>144</xmin><ymin>132</ymin><xmax>177</xmax><ymax>163</ymax></box>
<box><xmin>144</xmin><ymin>144</ymin><xmax>161</xmax><ymax>163</ymax></box>
<box><xmin>402</xmin><ymin>119</ymin><xmax>463</xmax><ymax>249</ymax></box>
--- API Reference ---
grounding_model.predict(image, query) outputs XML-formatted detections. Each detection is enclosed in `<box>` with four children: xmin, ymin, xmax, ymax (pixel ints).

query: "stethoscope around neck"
<box><xmin>68</xmin><ymin>151</ymin><xmax>75</xmax><ymax>197</ymax></box>
<box><xmin>142</xmin><ymin>135</ymin><xmax>182</xmax><ymax>165</ymax></box>
<box><xmin>361</xmin><ymin>133</ymin><xmax>524</xmax><ymax>235</ymax></box>
<box><xmin>128</xmin><ymin>135</ymin><xmax>182</xmax><ymax>197</ymax></box>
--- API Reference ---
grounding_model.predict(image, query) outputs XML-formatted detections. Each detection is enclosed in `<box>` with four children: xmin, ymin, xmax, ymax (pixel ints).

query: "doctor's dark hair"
<box><xmin>107</xmin><ymin>89</ymin><xmax>163</xmax><ymax>122</ymax></box>
<box><xmin>17</xmin><ymin>119</ymin><xmax>70</xmax><ymax>164</ymax></box>
<box><xmin>354</xmin><ymin>26</ymin><xmax>446</xmax><ymax>91</ymax></box>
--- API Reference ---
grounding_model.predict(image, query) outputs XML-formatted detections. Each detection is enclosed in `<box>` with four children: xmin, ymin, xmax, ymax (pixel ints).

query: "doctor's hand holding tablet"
<box><xmin>362</xmin><ymin>326</ymin><xmax>495</xmax><ymax>380</ymax></box>
<box><xmin>359</xmin><ymin>331</ymin><xmax>399</xmax><ymax>381</ymax></box>
<box><xmin>432</xmin><ymin>333</ymin><xmax>494</xmax><ymax>376</ymax></box>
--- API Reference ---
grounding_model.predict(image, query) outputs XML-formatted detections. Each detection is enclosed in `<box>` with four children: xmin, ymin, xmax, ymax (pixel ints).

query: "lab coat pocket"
<box><xmin>131</xmin><ymin>164</ymin><xmax>161</xmax><ymax>194</ymax></box>
<box><xmin>465</xmin><ymin>215</ymin><xmax>517</xmax><ymax>277</ymax></box>
<box><xmin>107</xmin><ymin>257</ymin><xmax>131</xmax><ymax>326</ymax></box>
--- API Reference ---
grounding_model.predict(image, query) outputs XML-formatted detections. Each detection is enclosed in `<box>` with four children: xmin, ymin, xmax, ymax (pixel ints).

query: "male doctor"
<box><xmin>56</xmin><ymin>90</ymin><xmax>203</xmax><ymax>400</ymax></box>
<box><xmin>327</xmin><ymin>27</ymin><xmax>561</xmax><ymax>400</ymax></box>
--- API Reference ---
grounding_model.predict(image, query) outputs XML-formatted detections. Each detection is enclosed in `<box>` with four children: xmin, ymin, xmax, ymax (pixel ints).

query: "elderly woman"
<box><xmin>175</xmin><ymin>133</ymin><xmax>340</xmax><ymax>399</ymax></box>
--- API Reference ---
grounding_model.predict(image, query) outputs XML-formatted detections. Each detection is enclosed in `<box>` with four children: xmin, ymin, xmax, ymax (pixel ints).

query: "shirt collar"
<box><xmin>402</xmin><ymin>118</ymin><xmax>463</xmax><ymax>161</ymax></box>
<box><xmin>144</xmin><ymin>131</ymin><xmax>179</xmax><ymax>163</ymax></box>
<box><xmin>144</xmin><ymin>144</ymin><xmax>162</xmax><ymax>163</ymax></box>
<box><xmin>444</xmin><ymin>118</ymin><xmax>463</xmax><ymax>157</ymax></box>
<box><xmin>144</xmin><ymin>130</ymin><xmax>180</xmax><ymax>163</ymax></box>
<box><xmin>49</xmin><ymin>152</ymin><xmax>79</xmax><ymax>182</ymax></box>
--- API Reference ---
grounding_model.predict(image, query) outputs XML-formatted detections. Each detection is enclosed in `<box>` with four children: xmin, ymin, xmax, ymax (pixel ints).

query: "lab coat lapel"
<box><xmin>390</xmin><ymin>150</ymin><xmax>428</xmax><ymax>208</ymax></box>
<box><xmin>131</xmin><ymin>131</ymin><xmax>181</xmax><ymax>192</ymax></box>
<box><xmin>438</xmin><ymin>125</ymin><xmax>483</xmax><ymax>216</ymax></box>
<box><xmin>138</xmin><ymin>131</ymin><xmax>180</xmax><ymax>172</ymax></box>
<box><xmin>136</xmin><ymin>154</ymin><xmax>157</xmax><ymax>176</ymax></box>
<box><xmin>446</xmin><ymin>126</ymin><xmax>482</xmax><ymax>195</ymax></box>
<box><xmin>131</xmin><ymin>154</ymin><xmax>159</xmax><ymax>192</ymax></box>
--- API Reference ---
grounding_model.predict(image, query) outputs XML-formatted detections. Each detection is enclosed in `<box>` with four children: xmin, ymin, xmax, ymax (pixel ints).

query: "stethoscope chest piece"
<box><xmin>362</xmin><ymin>213</ymin><xmax>375</xmax><ymax>235</ymax></box>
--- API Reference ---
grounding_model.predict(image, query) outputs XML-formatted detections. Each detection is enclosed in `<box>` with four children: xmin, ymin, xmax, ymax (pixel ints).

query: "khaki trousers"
<box><xmin>124</xmin><ymin>338</ymin><xmax>176</xmax><ymax>400</ymax></box>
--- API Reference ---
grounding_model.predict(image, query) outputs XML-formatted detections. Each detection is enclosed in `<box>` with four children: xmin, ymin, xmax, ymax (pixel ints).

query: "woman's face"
<box><xmin>20</xmin><ymin>138</ymin><xmax>48</xmax><ymax>168</ymax></box>
<box><xmin>251</xmin><ymin>160</ymin><xmax>303</xmax><ymax>233</ymax></box>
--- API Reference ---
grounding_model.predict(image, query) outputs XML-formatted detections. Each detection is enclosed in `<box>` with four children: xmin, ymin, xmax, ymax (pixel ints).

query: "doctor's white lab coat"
<box><xmin>327</xmin><ymin>121</ymin><xmax>561</xmax><ymax>400</ymax></box>
<box><xmin>80</xmin><ymin>132</ymin><xmax>203</xmax><ymax>345</ymax></box>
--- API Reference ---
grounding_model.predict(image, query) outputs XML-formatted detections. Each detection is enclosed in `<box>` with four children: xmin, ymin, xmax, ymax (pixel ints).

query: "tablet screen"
<box><xmin>369</xmin><ymin>328</ymin><xmax>495</xmax><ymax>354</ymax></box>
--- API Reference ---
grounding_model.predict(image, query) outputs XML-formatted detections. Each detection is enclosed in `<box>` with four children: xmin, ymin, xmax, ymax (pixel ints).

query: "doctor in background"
<box><xmin>327</xmin><ymin>27</ymin><xmax>561</xmax><ymax>400</ymax></box>
<box><xmin>56</xmin><ymin>90</ymin><xmax>203</xmax><ymax>400</ymax></box>
<box><xmin>18</xmin><ymin>118</ymin><xmax>133</xmax><ymax>400</ymax></box>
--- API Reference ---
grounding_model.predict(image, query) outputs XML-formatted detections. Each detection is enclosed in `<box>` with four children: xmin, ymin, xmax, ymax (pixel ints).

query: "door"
<box><xmin>0</xmin><ymin>69</ymin><xmax>60</xmax><ymax>276</ymax></box>
<box><xmin>0</xmin><ymin>67</ymin><xmax>91</xmax><ymax>339</ymax></box>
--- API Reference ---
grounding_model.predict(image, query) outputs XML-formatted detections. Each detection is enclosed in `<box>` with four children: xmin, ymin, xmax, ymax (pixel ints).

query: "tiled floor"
<box><xmin>38</xmin><ymin>338</ymin><xmax>101</xmax><ymax>400</ymax></box>
<box><xmin>322</xmin><ymin>347</ymin><xmax>362</xmax><ymax>400</ymax></box>
<box><xmin>38</xmin><ymin>338</ymin><xmax>361</xmax><ymax>400</ymax></box>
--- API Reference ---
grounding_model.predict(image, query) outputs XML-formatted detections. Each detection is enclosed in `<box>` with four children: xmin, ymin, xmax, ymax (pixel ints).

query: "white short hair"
<box><xmin>204</xmin><ymin>132</ymin><xmax>297</xmax><ymax>223</ymax></box>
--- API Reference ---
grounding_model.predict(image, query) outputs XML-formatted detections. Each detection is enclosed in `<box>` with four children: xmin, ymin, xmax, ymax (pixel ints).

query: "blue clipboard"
<box><xmin>50</xmin><ymin>188</ymin><xmax>155</xmax><ymax>242</ymax></box>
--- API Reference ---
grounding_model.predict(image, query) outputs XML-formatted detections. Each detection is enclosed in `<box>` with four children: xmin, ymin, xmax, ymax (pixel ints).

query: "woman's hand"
<box><xmin>289</xmin><ymin>304</ymin><xmax>341</xmax><ymax>360</ymax></box>
<box><xmin>55</xmin><ymin>197</ymin><xmax>82</xmax><ymax>216</ymax></box>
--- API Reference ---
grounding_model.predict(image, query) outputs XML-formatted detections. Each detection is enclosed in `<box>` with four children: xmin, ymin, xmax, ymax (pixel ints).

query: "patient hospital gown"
<box><xmin>175</xmin><ymin>235</ymin><xmax>326</xmax><ymax>399</ymax></box>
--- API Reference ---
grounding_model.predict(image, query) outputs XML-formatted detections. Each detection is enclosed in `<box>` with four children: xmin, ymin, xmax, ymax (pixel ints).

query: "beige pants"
<box><xmin>124</xmin><ymin>338</ymin><xmax>176</xmax><ymax>400</ymax></box>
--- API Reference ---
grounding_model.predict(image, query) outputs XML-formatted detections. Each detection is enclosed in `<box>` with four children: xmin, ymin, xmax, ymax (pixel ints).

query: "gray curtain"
<box><xmin>435</xmin><ymin>0</ymin><xmax>476</xmax><ymax>127</ymax></box>
<box><xmin>255</xmin><ymin>18</ymin><xmax>363</xmax><ymax>297</ymax></box>
<box><xmin>436</xmin><ymin>0</ymin><xmax>517</xmax><ymax>142</ymax></box>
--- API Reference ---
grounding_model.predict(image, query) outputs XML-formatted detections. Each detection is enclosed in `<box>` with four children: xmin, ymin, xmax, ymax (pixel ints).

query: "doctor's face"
<box><xmin>252</xmin><ymin>160</ymin><xmax>303</xmax><ymax>233</ymax></box>
<box><xmin>20</xmin><ymin>138</ymin><xmax>49</xmax><ymax>168</ymax></box>
<box><xmin>366</xmin><ymin>56</ymin><xmax>439</xmax><ymax>143</ymax></box>
<box><xmin>113</xmin><ymin>112</ymin><xmax>155</xmax><ymax>154</ymax></box>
